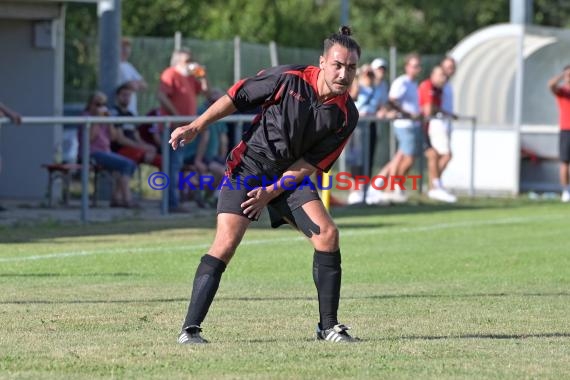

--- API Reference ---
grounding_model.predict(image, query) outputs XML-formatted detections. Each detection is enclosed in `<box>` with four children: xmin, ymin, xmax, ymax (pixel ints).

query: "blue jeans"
<box><xmin>168</xmin><ymin>148</ymin><xmax>183</xmax><ymax>208</ymax></box>
<box><xmin>91</xmin><ymin>151</ymin><xmax>136</xmax><ymax>176</ymax></box>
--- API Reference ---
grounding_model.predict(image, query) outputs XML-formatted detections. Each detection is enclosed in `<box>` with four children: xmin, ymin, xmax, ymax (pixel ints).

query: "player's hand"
<box><xmin>169</xmin><ymin>122</ymin><xmax>202</xmax><ymax>150</ymax></box>
<box><xmin>241</xmin><ymin>187</ymin><xmax>277</xmax><ymax>220</ymax></box>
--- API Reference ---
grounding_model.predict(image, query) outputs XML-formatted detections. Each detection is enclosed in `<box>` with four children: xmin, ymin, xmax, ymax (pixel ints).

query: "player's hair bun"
<box><xmin>324</xmin><ymin>25</ymin><xmax>360</xmax><ymax>58</ymax></box>
<box><xmin>339</xmin><ymin>25</ymin><xmax>352</xmax><ymax>36</ymax></box>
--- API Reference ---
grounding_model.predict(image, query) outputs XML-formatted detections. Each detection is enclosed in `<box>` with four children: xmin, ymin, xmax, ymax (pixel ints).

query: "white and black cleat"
<box><xmin>178</xmin><ymin>325</ymin><xmax>208</xmax><ymax>344</ymax></box>
<box><xmin>316</xmin><ymin>323</ymin><xmax>359</xmax><ymax>343</ymax></box>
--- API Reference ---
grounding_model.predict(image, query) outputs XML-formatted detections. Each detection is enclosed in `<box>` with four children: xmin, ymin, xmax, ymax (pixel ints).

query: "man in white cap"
<box><xmin>347</xmin><ymin>58</ymin><xmax>391</xmax><ymax>204</ymax></box>
<box><xmin>370</xmin><ymin>58</ymin><xmax>389</xmax><ymax>114</ymax></box>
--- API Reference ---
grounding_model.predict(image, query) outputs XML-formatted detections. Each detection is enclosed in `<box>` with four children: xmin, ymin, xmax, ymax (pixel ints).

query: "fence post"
<box><xmin>97</xmin><ymin>0</ymin><xmax>120</xmax><ymax>105</ymax></box>
<box><xmin>389</xmin><ymin>47</ymin><xmax>397</xmax><ymax>161</ymax></box>
<box><xmin>269</xmin><ymin>41</ymin><xmax>278</xmax><ymax>67</ymax></box>
<box><xmin>161</xmin><ymin>122</ymin><xmax>171</xmax><ymax>215</ymax></box>
<box><xmin>235</xmin><ymin>121</ymin><xmax>243</xmax><ymax>147</ymax></box>
<box><xmin>234</xmin><ymin>36</ymin><xmax>241</xmax><ymax>83</ymax></box>
<box><xmin>81</xmin><ymin>123</ymin><xmax>91</xmax><ymax>223</ymax></box>
<box><xmin>469</xmin><ymin>117</ymin><xmax>477</xmax><ymax>197</ymax></box>
<box><xmin>418</xmin><ymin>119</ymin><xmax>425</xmax><ymax>196</ymax></box>
<box><xmin>389</xmin><ymin>46</ymin><xmax>397</xmax><ymax>83</ymax></box>
<box><xmin>362</xmin><ymin>121</ymin><xmax>371</xmax><ymax>201</ymax></box>
<box><xmin>174</xmin><ymin>31</ymin><xmax>182</xmax><ymax>51</ymax></box>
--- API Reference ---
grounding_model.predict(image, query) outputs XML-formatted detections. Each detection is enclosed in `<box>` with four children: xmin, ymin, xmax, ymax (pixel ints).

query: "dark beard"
<box><xmin>325</xmin><ymin>79</ymin><xmax>348</xmax><ymax>96</ymax></box>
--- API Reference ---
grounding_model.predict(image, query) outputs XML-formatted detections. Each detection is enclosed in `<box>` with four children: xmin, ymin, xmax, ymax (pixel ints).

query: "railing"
<box><xmin>0</xmin><ymin>114</ymin><xmax>477</xmax><ymax>223</ymax></box>
<box><xmin>352</xmin><ymin>114</ymin><xmax>477</xmax><ymax>198</ymax></box>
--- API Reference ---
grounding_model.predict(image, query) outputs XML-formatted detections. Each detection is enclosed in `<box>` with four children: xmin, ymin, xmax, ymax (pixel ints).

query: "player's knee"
<box><xmin>316</xmin><ymin>223</ymin><xmax>339</xmax><ymax>248</ymax></box>
<box><xmin>210</xmin><ymin>237</ymin><xmax>241</xmax><ymax>262</ymax></box>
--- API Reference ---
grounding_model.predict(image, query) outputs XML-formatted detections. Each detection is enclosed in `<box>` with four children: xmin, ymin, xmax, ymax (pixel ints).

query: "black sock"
<box><xmin>182</xmin><ymin>254</ymin><xmax>226</xmax><ymax>331</ymax></box>
<box><xmin>313</xmin><ymin>249</ymin><xmax>341</xmax><ymax>330</ymax></box>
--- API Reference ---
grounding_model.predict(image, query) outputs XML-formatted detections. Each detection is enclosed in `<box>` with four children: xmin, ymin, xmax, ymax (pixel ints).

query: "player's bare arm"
<box><xmin>169</xmin><ymin>94</ymin><xmax>237</xmax><ymax>150</ymax></box>
<box><xmin>240</xmin><ymin>159</ymin><xmax>317</xmax><ymax>220</ymax></box>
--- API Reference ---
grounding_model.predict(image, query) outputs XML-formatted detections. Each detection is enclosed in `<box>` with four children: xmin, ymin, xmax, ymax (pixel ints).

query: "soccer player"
<box><xmin>169</xmin><ymin>26</ymin><xmax>361</xmax><ymax>343</ymax></box>
<box><xmin>548</xmin><ymin>65</ymin><xmax>570</xmax><ymax>203</ymax></box>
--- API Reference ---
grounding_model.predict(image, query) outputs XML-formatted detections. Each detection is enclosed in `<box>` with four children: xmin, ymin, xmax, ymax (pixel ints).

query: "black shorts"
<box><xmin>560</xmin><ymin>130</ymin><xmax>570</xmax><ymax>163</ymax></box>
<box><xmin>217</xmin><ymin>157</ymin><xmax>321</xmax><ymax>228</ymax></box>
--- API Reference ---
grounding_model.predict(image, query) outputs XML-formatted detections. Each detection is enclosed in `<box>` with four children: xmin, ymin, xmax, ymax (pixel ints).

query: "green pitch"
<box><xmin>1</xmin><ymin>199</ymin><xmax>569</xmax><ymax>379</ymax></box>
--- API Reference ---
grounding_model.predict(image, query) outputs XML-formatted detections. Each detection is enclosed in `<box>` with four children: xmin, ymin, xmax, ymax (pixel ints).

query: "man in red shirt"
<box><xmin>418</xmin><ymin>65</ymin><xmax>456</xmax><ymax>203</ymax></box>
<box><xmin>158</xmin><ymin>47</ymin><xmax>209</xmax><ymax>211</ymax></box>
<box><xmin>548</xmin><ymin>66</ymin><xmax>570</xmax><ymax>202</ymax></box>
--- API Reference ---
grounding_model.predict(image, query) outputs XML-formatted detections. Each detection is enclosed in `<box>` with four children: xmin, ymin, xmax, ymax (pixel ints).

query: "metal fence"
<box><xmin>1</xmin><ymin>113</ymin><xmax>476</xmax><ymax>223</ymax></box>
<box><xmin>65</xmin><ymin>33</ymin><xmax>444</xmax><ymax>115</ymax></box>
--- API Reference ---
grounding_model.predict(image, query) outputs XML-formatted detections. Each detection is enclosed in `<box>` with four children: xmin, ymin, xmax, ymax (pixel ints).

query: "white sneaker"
<box><xmin>365</xmin><ymin>188</ymin><xmax>389</xmax><ymax>205</ymax></box>
<box><xmin>347</xmin><ymin>190</ymin><xmax>364</xmax><ymax>205</ymax></box>
<box><xmin>562</xmin><ymin>190</ymin><xmax>570</xmax><ymax>203</ymax></box>
<box><xmin>389</xmin><ymin>189</ymin><xmax>408</xmax><ymax>203</ymax></box>
<box><xmin>428</xmin><ymin>188</ymin><xmax>457</xmax><ymax>203</ymax></box>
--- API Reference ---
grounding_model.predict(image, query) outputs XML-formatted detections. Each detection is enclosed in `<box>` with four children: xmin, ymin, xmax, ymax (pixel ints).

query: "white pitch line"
<box><xmin>0</xmin><ymin>214</ymin><xmax>562</xmax><ymax>263</ymax></box>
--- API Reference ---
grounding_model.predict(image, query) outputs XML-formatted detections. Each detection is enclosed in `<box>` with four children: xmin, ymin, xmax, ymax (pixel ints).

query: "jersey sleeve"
<box><xmin>226</xmin><ymin>65</ymin><xmax>286</xmax><ymax>112</ymax></box>
<box><xmin>303</xmin><ymin>102</ymin><xmax>359</xmax><ymax>172</ymax></box>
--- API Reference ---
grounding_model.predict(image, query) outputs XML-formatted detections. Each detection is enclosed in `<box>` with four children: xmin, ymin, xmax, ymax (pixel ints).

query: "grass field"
<box><xmin>0</xmin><ymin>199</ymin><xmax>569</xmax><ymax>379</ymax></box>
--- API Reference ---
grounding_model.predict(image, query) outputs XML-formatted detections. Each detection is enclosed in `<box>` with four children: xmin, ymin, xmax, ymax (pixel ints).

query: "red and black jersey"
<box><xmin>226</xmin><ymin>64</ymin><xmax>359</xmax><ymax>174</ymax></box>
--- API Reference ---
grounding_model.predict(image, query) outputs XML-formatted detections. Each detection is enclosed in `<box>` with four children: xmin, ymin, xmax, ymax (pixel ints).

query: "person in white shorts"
<box><xmin>419</xmin><ymin>65</ymin><xmax>456</xmax><ymax>203</ymax></box>
<box><xmin>436</xmin><ymin>56</ymin><xmax>458</xmax><ymax>188</ymax></box>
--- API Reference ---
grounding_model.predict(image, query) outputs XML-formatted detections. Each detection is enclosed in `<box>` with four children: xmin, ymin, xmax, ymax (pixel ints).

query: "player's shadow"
<box><xmin>389</xmin><ymin>332</ymin><xmax>570</xmax><ymax>340</ymax></box>
<box><xmin>0</xmin><ymin>197</ymin><xmax>532</xmax><ymax>242</ymax></box>
<box><xmin>0</xmin><ymin>272</ymin><xmax>141</xmax><ymax>278</ymax></box>
<box><xmin>3</xmin><ymin>291</ymin><xmax>568</xmax><ymax>305</ymax></box>
<box><xmin>332</xmin><ymin>200</ymin><xmax>494</xmax><ymax>218</ymax></box>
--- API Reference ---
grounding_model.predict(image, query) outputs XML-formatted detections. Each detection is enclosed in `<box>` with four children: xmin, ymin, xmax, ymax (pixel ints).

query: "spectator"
<box><xmin>370</xmin><ymin>58</ymin><xmax>390</xmax><ymax>118</ymax></box>
<box><xmin>548</xmin><ymin>65</ymin><xmax>570</xmax><ymax>202</ymax></box>
<box><xmin>80</xmin><ymin>91</ymin><xmax>138</xmax><ymax>208</ymax></box>
<box><xmin>348</xmin><ymin>64</ymin><xmax>375</xmax><ymax>171</ymax></box>
<box><xmin>366</xmin><ymin>53</ymin><xmax>422</xmax><ymax>205</ymax></box>
<box><xmin>119</xmin><ymin>37</ymin><xmax>147</xmax><ymax>115</ymax></box>
<box><xmin>419</xmin><ymin>65</ymin><xmax>456</xmax><ymax>203</ymax></box>
<box><xmin>110</xmin><ymin>83</ymin><xmax>162</xmax><ymax>169</ymax></box>
<box><xmin>138</xmin><ymin>107</ymin><xmax>164</xmax><ymax>155</ymax></box>
<box><xmin>158</xmin><ymin>47</ymin><xmax>209</xmax><ymax>213</ymax></box>
<box><xmin>197</xmin><ymin>89</ymin><xmax>228</xmax><ymax>176</ymax></box>
<box><xmin>347</xmin><ymin>64</ymin><xmax>377</xmax><ymax>204</ymax></box>
<box><xmin>432</xmin><ymin>56</ymin><xmax>459</xmax><ymax>195</ymax></box>
<box><xmin>441</xmin><ymin>57</ymin><xmax>457</xmax><ymax>120</ymax></box>
<box><xmin>181</xmin><ymin>89</ymin><xmax>228</xmax><ymax>207</ymax></box>
<box><xmin>0</xmin><ymin>101</ymin><xmax>21</xmax><ymax>211</ymax></box>
<box><xmin>347</xmin><ymin>59</ymin><xmax>392</xmax><ymax>204</ymax></box>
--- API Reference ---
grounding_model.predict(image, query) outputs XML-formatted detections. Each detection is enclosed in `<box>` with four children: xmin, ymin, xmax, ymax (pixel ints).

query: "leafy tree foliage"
<box><xmin>64</xmin><ymin>0</ymin><xmax>570</xmax><ymax>102</ymax></box>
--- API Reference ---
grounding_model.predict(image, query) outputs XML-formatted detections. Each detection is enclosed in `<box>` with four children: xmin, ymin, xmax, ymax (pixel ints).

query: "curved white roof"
<box><xmin>448</xmin><ymin>23</ymin><xmax>569</xmax><ymax>127</ymax></box>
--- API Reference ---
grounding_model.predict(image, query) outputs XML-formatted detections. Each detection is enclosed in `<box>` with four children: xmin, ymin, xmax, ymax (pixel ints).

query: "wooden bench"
<box><xmin>42</xmin><ymin>163</ymin><xmax>105</xmax><ymax>207</ymax></box>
